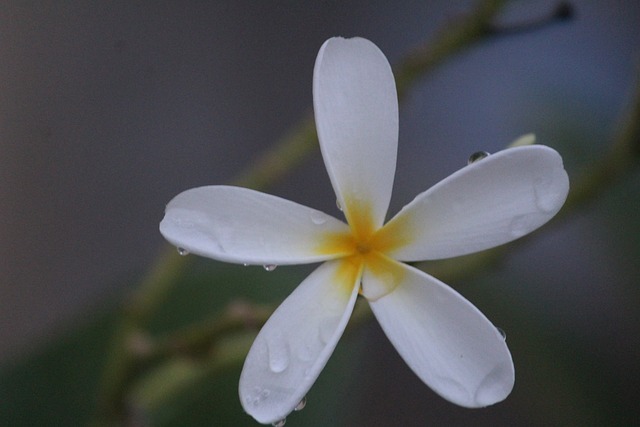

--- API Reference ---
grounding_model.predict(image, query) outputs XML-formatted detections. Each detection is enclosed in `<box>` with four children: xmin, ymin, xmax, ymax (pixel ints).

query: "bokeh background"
<box><xmin>1</xmin><ymin>1</ymin><xmax>639</xmax><ymax>425</ymax></box>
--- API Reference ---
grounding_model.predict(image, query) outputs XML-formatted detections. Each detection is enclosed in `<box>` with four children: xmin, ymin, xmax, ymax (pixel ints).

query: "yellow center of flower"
<box><xmin>356</xmin><ymin>242</ymin><xmax>372</xmax><ymax>254</ymax></box>
<box><xmin>316</xmin><ymin>197</ymin><xmax>411</xmax><ymax>299</ymax></box>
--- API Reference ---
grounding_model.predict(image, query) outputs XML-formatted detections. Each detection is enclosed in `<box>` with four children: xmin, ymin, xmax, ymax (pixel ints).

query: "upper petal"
<box><xmin>239</xmin><ymin>260</ymin><xmax>361</xmax><ymax>424</ymax></box>
<box><xmin>368</xmin><ymin>261</ymin><xmax>514</xmax><ymax>408</ymax></box>
<box><xmin>159</xmin><ymin>185</ymin><xmax>350</xmax><ymax>265</ymax></box>
<box><xmin>313</xmin><ymin>37</ymin><xmax>399</xmax><ymax>229</ymax></box>
<box><xmin>379</xmin><ymin>145</ymin><xmax>569</xmax><ymax>261</ymax></box>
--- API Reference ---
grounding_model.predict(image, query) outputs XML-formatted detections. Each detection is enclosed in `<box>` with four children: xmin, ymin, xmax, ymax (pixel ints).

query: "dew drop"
<box><xmin>243</xmin><ymin>263</ymin><xmax>250</xmax><ymax>267</ymax></box>
<box><xmin>272</xmin><ymin>419</ymin><xmax>286</xmax><ymax>427</ymax></box>
<box><xmin>496</xmin><ymin>327</ymin><xmax>507</xmax><ymax>341</ymax></box>
<box><xmin>294</xmin><ymin>396</ymin><xmax>307</xmax><ymax>411</ymax></box>
<box><xmin>268</xmin><ymin>352</ymin><xmax>289</xmax><ymax>373</ymax></box>
<box><xmin>533</xmin><ymin>177</ymin><xmax>559</xmax><ymax>213</ymax></box>
<box><xmin>310</xmin><ymin>210</ymin><xmax>327</xmax><ymax>225</ymax></box>
<box><xmin>473</xmin><ymin>362</ymin><xmax>512</xmax><ymax>407</ymax></box>
<box><xmin>176</xmin><ymin>247</ymin><xmax>189</xmax><ymax>256</ymax></box>
<box><xmin>336</xmin><ymin>198</ymin><xmax>343</xmax><ymax>212</ymax></box>
<box><xmin>245</xmin><ymin>386</ymin><xmax>271</xmax><ymax>407</ymax></box>
<box><xmin>263</xmin><ymin>264</ymin><xmax>278</xmax><ymax>272</ymax></box>
<box><xmin>267</xmin><ymin>333</ymin><xmax>290</xmax><ymax>373</ymax></box>
<box><xmin>468</xmin><ymin>151</ymin><xmax>490</xmax><ymax>165</ymax></box>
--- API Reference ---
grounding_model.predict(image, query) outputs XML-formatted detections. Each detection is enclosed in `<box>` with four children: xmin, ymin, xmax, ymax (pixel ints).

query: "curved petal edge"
<box><xmin>160</xmin><ymin>185</ymin><xmax>350</xmax><ymax>265</ymax></box>
<box><xmin>239</xmin><ymin>260</ymin><xmax>361</xmax><ymax>424</ymax></box>
<box><xmin>381</xmin><ymin>145</ymin><xmax>569</xmax><ymax>261</ymax></box>
<box><xmin>313</xmin><ymin>37</ymin><xmax>399</xmax><ymax>229</ymax></box>
<box><xmin>369</xmin><ymin>262</ymin><xmax>514</xmax><ymax>408</ymax></box>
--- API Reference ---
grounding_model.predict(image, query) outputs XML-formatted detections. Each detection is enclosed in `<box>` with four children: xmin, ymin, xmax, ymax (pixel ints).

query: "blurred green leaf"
<box><xmin>0</xmin><ymin>259</ymin><xmax>368</xmax><ymax>426</ymax></box>
<box><xmin>145</xmin><ymin>259</ymin><xmax>311</xmax><ymax>335</ymax></box>
<box><xmin>0</xmin><ymin>309</ymin><xmax>116</xmax><ymax>426</ymax></box>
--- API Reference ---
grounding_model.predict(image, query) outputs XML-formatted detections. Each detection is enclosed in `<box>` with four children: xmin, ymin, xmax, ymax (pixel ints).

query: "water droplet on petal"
<box><xmin>294</xmin><ymin>396</ymin><xmax>307</xmax><ymax>411</ymax></box>
<box><xmin>245</xmin><ymin>386</ymin><xmax>271</xmax><ymax>407</ymax></box>
<box><xmin>243</xmin><ymin>263</ymin><xmax>250</xmax><ymax>267</ymax></box>
<box><xmin>336</xmin><ymin>199</ymin><xmax>343</xmax><ymax>212</ymax></box>
<box><xmin>473</xmin><ymin>362</ymin><xmax>513</xmax><ymax>407</ymax></box>
<box><xmin>272</xmin><ymin>418</ymin><xmax>286</xmax><ymax>427</ymax></box>
<box><xmin>267</xmin><ymin>332</ymin><xmax>290</xmax><ymax>373</ymax></box>
<box><xmin>310</xmin><ymin>210</ymin><xmax>327</xmax><ymax>225</ymax></box>
<box><xmin>468</xmin><ymin>151</ymin><xmax>490</xmax><ymax>165</ymax></box>
<box><xmin>496</xmin><ymin>327</ymin><xmax>507</xmax><ymax>341</ymax></box>
<box><xmin>176</xmin><ymin>247</ymin><xmax>189</xmax><ymax>256</ymax></box>
<box><xmin>263</xmin><ymin>264</ymin><xmax>277</xmax><ymax>272</ymax></box>
<box><xmin>533</xmin><ymin>177</ymin><xmax>560</xmax><ymax>213</ymax></box>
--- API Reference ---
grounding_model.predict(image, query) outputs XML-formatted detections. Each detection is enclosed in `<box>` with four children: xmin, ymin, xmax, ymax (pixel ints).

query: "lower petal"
<box><xmin>239</xmin><ymin>260</ymin><xmax>361</xmax><ymax>424</ymax></box>
<box><xmin>368</xmin><ymin>262</ymin><xmax>514</xmax><ymax>408</ymax></box>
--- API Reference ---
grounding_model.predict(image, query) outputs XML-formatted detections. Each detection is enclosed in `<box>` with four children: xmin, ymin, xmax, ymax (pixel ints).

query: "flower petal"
<box><xmin>160</xmin><ymin>185</ymin><xmax>350</xmax><ymax>265</ymax></box>
<box><xmin>239</xmin><ymin>260</ymin><xmax>361</xmax><ymax>424</ymax></box>
<box><xmin>368</xmin><ymin>261</ymin><xmax>514</xmax><ymax>407</ymax></box>
<box><xmin>379</xmin><ymin>145</ymin><xmax>569</xmax><ymax>261</ymax></box>
<box><xmin>313</xmin><ymin>37</ymin><xmax>398</xmax><ymax>230</ymax></box>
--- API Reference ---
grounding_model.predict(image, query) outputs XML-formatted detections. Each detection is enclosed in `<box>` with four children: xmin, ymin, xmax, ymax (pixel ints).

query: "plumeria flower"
<box><xmin>160</xmin><ymin>37</ymin><xmax>569</xmax><ymax>425</ymax></box>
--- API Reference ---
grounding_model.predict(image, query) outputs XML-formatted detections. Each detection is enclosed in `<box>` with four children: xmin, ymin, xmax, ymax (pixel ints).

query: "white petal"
<box><xmin>380</xmin><ymin>145</ymin><xmax>569</xmax><ymax>261</ymax></box>
<box><xmin>313</xmin><ymin>37</ymin><xmax>398</xmax><ymax>229</ymax></box>
<box><xmin>239</xmin><ymin>260</ymin><xmax>361</xmax><ymax>424</ymax></box>
<box><xmin>160</xmin><ymin>185</ymin><xmax>350</xmax><ymax>265</ymax></box>
<box><xmin>368</xmin><ymin>261</ymin><xmax>514</xmax><ymax>407</ymax></box>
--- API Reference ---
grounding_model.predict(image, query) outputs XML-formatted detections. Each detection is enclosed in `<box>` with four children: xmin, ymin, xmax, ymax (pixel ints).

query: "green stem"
<box><xmin>394</xmin><ymin>0</ymin><xmax>506</xmax><ymax>99</ymax></box>
<box><xmin>233</xmin><ymin>115</ymin><xmax>318</xmax><ymax>190</ymax></box>
<box><xmin>560</xmin><ymin>72</ymin><xmax>640</xmax><ymax>215</ymax></box>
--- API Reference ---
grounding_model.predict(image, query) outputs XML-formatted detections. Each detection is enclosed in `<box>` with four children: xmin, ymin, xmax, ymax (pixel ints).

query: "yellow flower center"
<box><xmin>356</xmin><ymin>242</ymin><xmax>372</xmax><ymax>254</ymax></box>
<box><xmin>316</xmin><ymin>197</ymin><xmax>411</xmax><ymax>299</ymax></box>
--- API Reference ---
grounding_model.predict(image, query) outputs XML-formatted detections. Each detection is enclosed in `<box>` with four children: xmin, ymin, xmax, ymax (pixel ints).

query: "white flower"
<box><xmin>160</xmin><ymin>37</ymin><xmax>569</xmax><ymax>425</ymax></box>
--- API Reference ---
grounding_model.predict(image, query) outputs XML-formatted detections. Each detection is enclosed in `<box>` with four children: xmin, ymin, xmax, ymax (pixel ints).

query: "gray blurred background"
<box><xmin>1</xmin><ymin>1</ymin><xmax>639</xmax><ymax>425</ymax></box>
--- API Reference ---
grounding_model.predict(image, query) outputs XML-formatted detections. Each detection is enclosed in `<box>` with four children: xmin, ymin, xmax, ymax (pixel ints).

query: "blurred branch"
<box><xmin>394</xmin><ymin>0</ymin><xmax>574</xmax><ymax>99</ymax></box>
<box><xmin>486</xmin><ymin>2</ymin><xmax>573</xmax><ymax>36</ymax></box>
<box><xmin>125</xmin><ymin>300</ymin><xmax>372</xmax><ymax>423</ymax></box>
<box><xmin>146</xmin><ymin>297</ymin><xmax>372</xmax><ymax>365</ymax></box>
<box><xmin>420</xmin><ymin>71</ymin><xmax>640</xmax><ymax>282</ymax></box>
<box><xmin>146</xmin><ymin>301</ymin><xmax>275</xmax><ymax>363</ymax></box>
<box><xmin>560</xmin><ymin>71</ymin><xmax>640</xmax><ymax>214</ymax></box>
<box><xmin>93</xmin><ymin>1</ymin><xmax>577</xmax><ymax>424</ymax></box>
<box><xmin>394</xmin><ymin>0</ymin><xmax>505</xmax><ymax>99</ymax></box>
<box><xmin>233</xmin><ymin>115</ymin><xmax>317</xmax><ymax>191</ymax></box>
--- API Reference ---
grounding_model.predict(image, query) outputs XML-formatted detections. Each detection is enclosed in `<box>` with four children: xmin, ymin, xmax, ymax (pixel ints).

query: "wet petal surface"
<box><xmin>239</xmin><ymin>260</ymin><xmax>361</xmax><ymax>424</ymax></box>
<box><xmin>313</xmin><ymin>37</ymin><xmax>399</xmax><ymax>229</ymax></box>
<box><xmin>369</xmin><ymin>261</ymin><xmax>514</xmax><ymax>407</ymax></box>
<box><xmin>380</xmin><ymin>146</ymin><xmax>569</xmax><ymax>261</ymax></box>
<box><xmin>160</xmin><ymin>185</ymin><xmax>350</xmax><ymax>265</ymax></box>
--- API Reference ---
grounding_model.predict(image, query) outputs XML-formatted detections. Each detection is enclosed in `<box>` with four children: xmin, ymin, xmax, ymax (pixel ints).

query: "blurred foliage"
<box><xmin>0</xmin><ymin>309</ymin><xmax>114</xmax><ymax>425</ymax></box>
<box><xmin>0</xmin><ymin>262</ymin><xmax>367</xmax><ymax>426</ymax></box>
